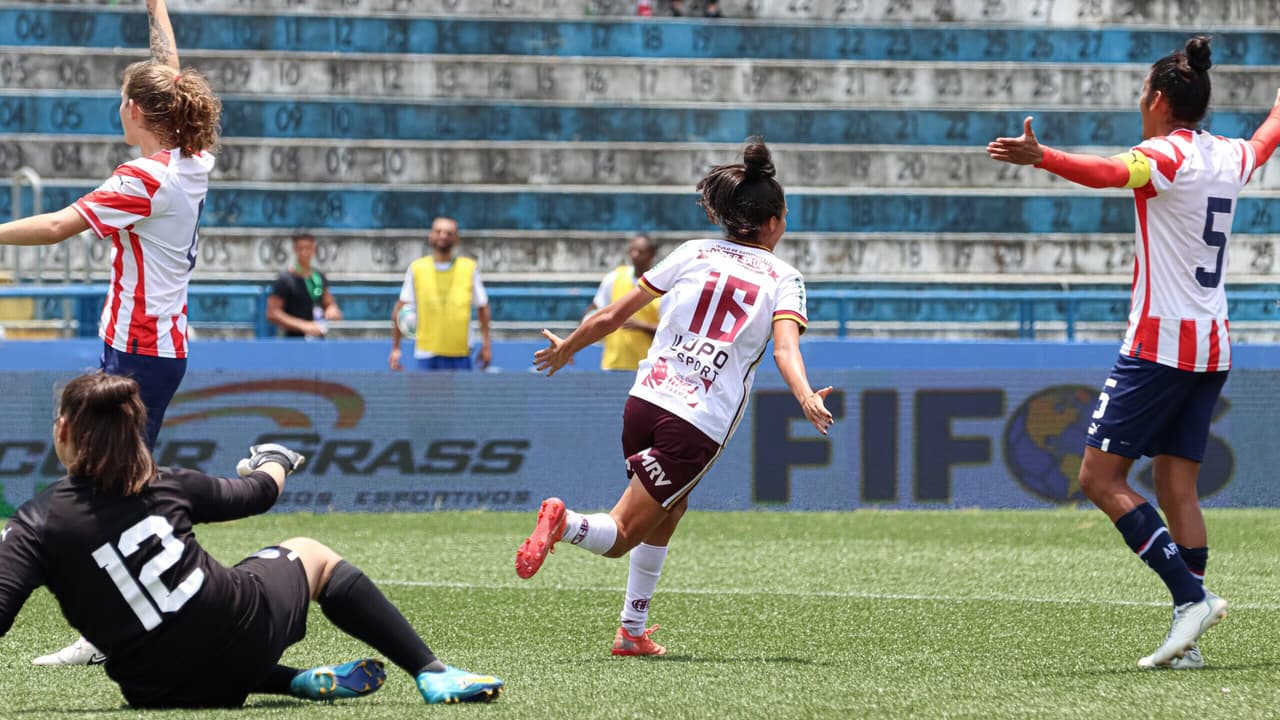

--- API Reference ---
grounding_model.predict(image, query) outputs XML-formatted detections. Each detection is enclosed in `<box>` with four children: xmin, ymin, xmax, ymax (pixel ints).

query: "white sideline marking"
<box><xmin>377</xmin><ymin>579</ymin><xmax>1280</xmax><ymax>611</ymax></box>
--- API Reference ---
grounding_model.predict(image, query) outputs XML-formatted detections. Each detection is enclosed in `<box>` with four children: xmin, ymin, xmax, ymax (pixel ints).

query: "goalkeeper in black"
<box><xmin>0</xmin><ymin>371</ymin><xmax>503</xmax><ymax>708</ymax></box>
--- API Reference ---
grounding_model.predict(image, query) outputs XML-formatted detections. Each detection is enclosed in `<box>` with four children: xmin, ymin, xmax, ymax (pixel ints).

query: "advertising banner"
<box><xmin>0</xmin><ymin>369</ymin><xmax>1276</xmax><ymax>513</ymax></box>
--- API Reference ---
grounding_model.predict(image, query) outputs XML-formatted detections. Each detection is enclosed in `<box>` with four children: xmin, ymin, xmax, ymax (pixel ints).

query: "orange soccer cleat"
<box><xmin>515</xmin><ymin>497</ymin><xmax>566</xmax><ymax>579</ymax></box>
<box><xmin>612</xmin><ymin>624</ymin><xmax>667</xmax><ymax>656</ymax></box>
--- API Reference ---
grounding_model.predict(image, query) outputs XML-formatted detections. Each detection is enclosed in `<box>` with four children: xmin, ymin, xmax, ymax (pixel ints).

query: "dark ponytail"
<box><xmin>696</xmin><ymin>137</ymin><xmax>786</xmax><ymax>244</ymax></box>
<box><xmin>1148</xmin><ymin>36</ymin><xmax>1213</xmax><ymax>125</ymax></box>
<box><xmin>58</xmin><ymin>372</ymin><xmax>155</xmax><ymax>496</ymax></box>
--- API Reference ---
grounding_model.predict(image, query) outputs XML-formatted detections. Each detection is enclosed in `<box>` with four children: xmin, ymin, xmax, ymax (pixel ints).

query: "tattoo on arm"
<box><xmin>146</xmin><ymin>0</ymin><xmax>179</xmax><ymax>68</ymax></box>
<box><xmin>149</xmin><ymin>14</ymin><xmax>172</xmax><ymax>64</ymax></box>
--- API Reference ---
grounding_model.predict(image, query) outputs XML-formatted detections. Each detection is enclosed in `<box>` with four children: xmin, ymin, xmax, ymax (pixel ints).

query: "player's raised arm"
<box><xmin>987</xmin><ymin>116</ymin><xmax>1143</xmax><ymax>190</ymax></box>
<box><xmin>147</xmin><ymin>0</ymin><xmax>180</xmax><ymax>69</ymax></box>
<box><xmin>1248</xmin><ymin>88</ymin><xmax>1280</xmax><ymax>167</ymax></box>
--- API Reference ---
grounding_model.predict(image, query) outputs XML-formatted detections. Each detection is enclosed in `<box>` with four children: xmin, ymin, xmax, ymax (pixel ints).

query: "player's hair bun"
<box><xmin>742</xmin><ymin>138</ymin><xmax>776</xmax><ymax>181</ymax></box>
<box><xmin>1185</xmin><ymin>36</ymin><xmax>1212</xmax><ymax>73</ymax></box>
<box><xmin>88</xmin><ymin>375</ymin><xmax>135</xmax><ymax>411</ymax></box>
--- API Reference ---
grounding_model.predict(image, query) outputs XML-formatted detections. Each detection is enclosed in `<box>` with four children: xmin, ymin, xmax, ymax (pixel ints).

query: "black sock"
<box><xmin>1114</xmin><ymin>503</ymin><xmax>1204</xmax><ymax>606</ymax></box>
<box><xmin>1178</xmin><ymin>544</ymin><xmax>1209</xmax><ymax>584</ymax></box>
<box><xmin>253</xmin><ymin>665</ymin><xmax>302</xmax><ymax>695</ymax></box>
<box><xmin>318</xmin><ymin>560</ymin><xmax>440</xmax><ymax>677</ymax></box>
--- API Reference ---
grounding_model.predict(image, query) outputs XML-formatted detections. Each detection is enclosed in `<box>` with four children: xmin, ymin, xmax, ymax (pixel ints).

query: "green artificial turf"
<box><xmin>3</xmin><ymin>510</ymin><xmax>1278</xmax><ymax>719</ymax></box>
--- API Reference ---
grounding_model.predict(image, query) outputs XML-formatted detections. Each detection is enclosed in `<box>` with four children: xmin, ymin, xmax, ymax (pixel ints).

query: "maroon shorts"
<box><xmin>622</xmin><ymin>396</ymin><xmax>722</xmax><ymax>508</ymax></box>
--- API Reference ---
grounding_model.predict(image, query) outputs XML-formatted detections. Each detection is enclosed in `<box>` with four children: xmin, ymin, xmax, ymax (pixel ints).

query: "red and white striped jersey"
<box><xmin>1123</xmin><ymin>129</ymin><xmax>1256</xmax><ymax>372</ymax></box>
<box><xmin>73</xmin><ymin>149</ymin><xmax>215</xmax><ymax>359</ymax></box>
<box><xmin>630</xmin><ymin>239</ymin><xmax>808</xmax><ymax>445</ymax></box>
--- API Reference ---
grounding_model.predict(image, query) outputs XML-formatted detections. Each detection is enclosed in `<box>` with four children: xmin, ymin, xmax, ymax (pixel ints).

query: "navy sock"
<box><xmin>318</xmin><ymin>561</ymin><xmax>440</xmax><ymax>677</ymax></box>
<box><xmin>1113</xmin><ymin>503</ymin><xmax>1204</xmax><ymax>606</ymax></box>
<box><xmin>1178</xmin><ymin>544</ymin><xmax>1209</xmax><ymax>584</ymax></box>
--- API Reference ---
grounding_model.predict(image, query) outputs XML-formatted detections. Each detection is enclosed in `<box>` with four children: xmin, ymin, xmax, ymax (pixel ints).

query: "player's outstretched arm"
<box><xmin>0</xmin><ymin>207</ymin><xmax>89</xmax><ymax>246</ymax></box>
<box><xmin>1248</xmin><ymin>89</ymin><xmax>1280</xmax><ymax>167</ymax></box>
<box><xmin>987</xmin><ymin>116</ymin><xmax>1139</xmax><ymax>189</ymax></box>
<box><xmin>535</xmin><ymin>287</ymin><xmax>653</xmax><ymax>376</ymax></box>
<box><xmin>237</xmin><ymin>444</ymin><xmax>307</xmax><ymax>496</ymax></box>
<box><xmin>772</xmin><ymin>318</ymin><xmax>834</xmax><ymax>436</ymax></box>
<box><xmin>146</xmin><ymin>0</ymin><xmax>180</xmax><ymax>69</ymax></box>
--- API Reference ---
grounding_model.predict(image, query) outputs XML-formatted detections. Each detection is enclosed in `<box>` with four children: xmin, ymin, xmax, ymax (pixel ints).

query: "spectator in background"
<box><xmin>582</xmin><ymin>234</ymin><xmax>660</xmax><ymax>371</ymax></box>
<box><xmin>266</xmin><ymin>232</ymin><xmax>343</xmax><ymax>339</ymax></box>
<box><xmin>389</xmin><ymin>217</ymin><xmax>492</xmax><ymax>371</ymax></box>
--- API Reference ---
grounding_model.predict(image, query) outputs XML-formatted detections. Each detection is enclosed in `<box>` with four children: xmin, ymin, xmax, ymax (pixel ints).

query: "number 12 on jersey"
<box><xmin>688</xmin><ymin>271</ymin><xmax>760</xmax><ymax>342</ymax></box>
<box><xmin>92</xmin><ymin>516</ymin><xmax>205</xmax><ymax>631</ymax></box>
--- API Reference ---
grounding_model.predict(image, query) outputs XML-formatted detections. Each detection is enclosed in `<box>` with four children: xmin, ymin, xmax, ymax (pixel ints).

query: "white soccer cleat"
<box><xmin>1138</xmin><ymin>591</ymin><xmax>1227</xmax><ymax>669</ymax></box>
<box><xmin>1170</xmin><ymin>644</ymin><xmax>1205</xmax><ymax>670</ymax></box>
<box><xmin>32</xmin><ymin>636</ymin><xmax>106</xmax><ymax>666</ymax></box>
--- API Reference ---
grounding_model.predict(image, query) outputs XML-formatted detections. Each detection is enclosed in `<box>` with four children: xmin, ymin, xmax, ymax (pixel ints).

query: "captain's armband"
<box><xmin>1113</xmin><ymin>150</ymin><xmax>1152</xmax><ymax>189</ymax></box>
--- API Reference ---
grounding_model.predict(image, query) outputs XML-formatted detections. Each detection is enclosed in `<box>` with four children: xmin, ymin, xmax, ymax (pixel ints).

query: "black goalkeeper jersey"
<box><xmin>0</xmin><ymin>468</ymin><xmax>279</xmax><ymax>694</ymax></box>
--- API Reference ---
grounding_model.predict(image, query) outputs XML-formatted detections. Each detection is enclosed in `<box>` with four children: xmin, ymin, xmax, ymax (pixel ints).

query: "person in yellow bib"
<box><xmin>389</xmin><ymin>217</ymin><xmax>492</xmax><ymax>371</ymax></box>
<box><xmin>582</xmin><ymin>234</ymin><xmax>660</xmax><ymax>371</ymax></box>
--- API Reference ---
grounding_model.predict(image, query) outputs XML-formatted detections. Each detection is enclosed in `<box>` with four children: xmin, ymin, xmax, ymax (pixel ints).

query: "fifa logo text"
<box><xmin>570</xmin><ymin>518</ymin><xmax>589</xmax><ymax>545</ymax></box>
<box><xmin>631</xmin><ymin>599</ymin><xmax>650</xmax><ymax>612</ymax></box>
<box><xmin>640</xmin><ymin>449</ymin><xmax>670</xmax><ymax>487</ymax></box>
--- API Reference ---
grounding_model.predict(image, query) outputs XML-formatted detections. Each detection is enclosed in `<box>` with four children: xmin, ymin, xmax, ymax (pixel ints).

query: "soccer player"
<box><xmin>514</xmin><ymin>139</ymin><xmax>834</xmax><ymax>655</ymax></box>
<box><xmin>0</xmin><ymin>0</ymin><xmax>214</xmax><ymax>452</ymax></box>
<box><xmin>0</xmin><ymin>372</ymin><xmax>504</xmax><ymax>708</ymax></box>
<box><xmin>988</xmin><ymin>36</ymin><xmax>1280</xmax><ymax>669</ymax></box>
<box><xmin>0</xmin><ymin>0</ymin><xmax>221</xmax><ymax>665</ymax></box>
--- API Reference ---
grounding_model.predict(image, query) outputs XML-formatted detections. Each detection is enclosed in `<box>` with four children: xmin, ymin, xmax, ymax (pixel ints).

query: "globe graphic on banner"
<box><xmin>1003</xmin><ymin>386</ymin><xmax>1098</xmax><ymax>503</ymax></box>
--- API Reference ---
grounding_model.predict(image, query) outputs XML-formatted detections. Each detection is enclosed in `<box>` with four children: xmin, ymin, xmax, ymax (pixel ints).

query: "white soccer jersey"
<box><xmin>1122</xmin><ymin>129</ymin><xmax>1256</xmax><ymax>372</ymax></box>
<box><xmin>73</xmin><ymin>149</ymin><xmax>215</xmax><ymax>359</ymax></box>
<box><xmin>629</xmin><ymin>238</ymin><xmax>808</xmax><ymax>445</ymax></box>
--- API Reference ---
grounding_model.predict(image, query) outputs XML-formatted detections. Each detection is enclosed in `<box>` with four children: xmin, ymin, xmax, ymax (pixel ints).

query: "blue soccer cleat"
<box><xmin>290</xmin><ymin>658</ymin><xmax>386</xmax><ymax>701</ymax></box>
<box><xmin>416</xmin><ymin>665</ymin><xmax>504</xmax><ymax>704</ymax></box>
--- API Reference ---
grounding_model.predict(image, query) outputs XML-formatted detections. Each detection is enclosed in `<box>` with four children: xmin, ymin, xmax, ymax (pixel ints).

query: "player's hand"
<box><xmin>389</xmin><ymin>346</ymin><xmax>402</xmax><ymax>371</ymax></box>
<box><xmin>802</xmin><ymin>386</ymin><xmax>836</xmax><ymax>436</ymax></box>
<box><xmin>304</xmin><ymin>320</ymin><xmax>326</xmax><ymax>337</ymax></box>
<box><xmin>236</xmin><ymin>443</ymin><xmax>306</xmax><ymax>477</ymax></box>
<box><xmin>477</xmin><ymin>343</ymin><xmax>492</xmax><ymax>370</ymax></box>
<box><xmin>986</xmin><ymin>116</ymin><xmax>1045</xmax><ymax>166</ymax></box>
<box><xmin>533</xmin><ymin>329</ymin><xmax>571</xmax><ymax>377</ymax></box>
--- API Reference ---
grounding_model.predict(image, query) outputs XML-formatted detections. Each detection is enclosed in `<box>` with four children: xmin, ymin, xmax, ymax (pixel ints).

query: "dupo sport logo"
<box><xmin>1003</xmin><ymin>385</ymin><xmax>1233</xmax><ymax>503</ymax></box>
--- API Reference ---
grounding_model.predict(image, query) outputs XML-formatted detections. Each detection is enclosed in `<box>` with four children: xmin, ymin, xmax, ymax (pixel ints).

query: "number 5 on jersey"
<box><xmin>92</xmin><ymin>516</ymin><xmax>205</xmax><ymax>631</ymax></box>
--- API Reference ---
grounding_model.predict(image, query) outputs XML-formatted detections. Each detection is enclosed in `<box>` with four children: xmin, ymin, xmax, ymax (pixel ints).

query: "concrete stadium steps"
<box><xmin>8</xmin><ymin>92</ymin><xmax>1276</xmax><ymax>147</ymax></box>
<box><xmin>22</xmin><ymin>0</ymin><xmax>1280</xmax><ymax>27</ymax></box>
<box><xmin>12</xmin><ymin>181</ymin><xmax>1280</xmax><ymax>235</ymax></box>
<box><xmin>23</xmin><ymin>137</ymin><xmax>1280</xmax><ymax>192</ymax></box>
<box><xmin>7</xmin><ymin>8</ymin><xmax>1280</xmax><ymax>63</ymax></box>
<box><xmin>13</xmin><ymin>228</ymin><xmax>1280</xmax><ymax>280</ymax></box>
<box><xmin>10</xmin><ymin>48</ymin><xmax>1280</xmax><ymax>110</ymax></box>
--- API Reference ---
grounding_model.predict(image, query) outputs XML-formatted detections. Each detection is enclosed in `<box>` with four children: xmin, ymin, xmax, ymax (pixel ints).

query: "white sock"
<box><xmin>620</xmin><ymin>543</ymin><xmax>668</xmax><ymax>635</ymax></box>
<box><xmin>559</xmin><ymin>510</ymin><xmax>617</xmax><ymax>555</ymax></box>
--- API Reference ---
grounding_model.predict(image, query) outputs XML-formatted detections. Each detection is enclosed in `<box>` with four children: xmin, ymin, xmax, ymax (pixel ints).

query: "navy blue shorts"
<box><xmin>1084</xmin><ymin>354</ymin><xmax>1227</xmax><ymax>462</ymax></box>
<box><xmin>100</xmin><ymin>344</ymin><xmax>187</xmax><ymax>450</ymax></box>
<box><xmin>416</xmin><ymin>355</ymin><xmax>472</xmax><ymax>371</ymax></box>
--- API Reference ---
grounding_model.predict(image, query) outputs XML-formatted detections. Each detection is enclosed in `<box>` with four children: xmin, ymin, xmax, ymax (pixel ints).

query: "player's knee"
<box><xmin>279</xmin><ymin>536</ymin><xmax>343</xmax><ymax>563</ymax></box>
<box><xmin>1077</xmin><ymin>464</ymin><xmax>1115</xmax><ymax>500</ymax></box>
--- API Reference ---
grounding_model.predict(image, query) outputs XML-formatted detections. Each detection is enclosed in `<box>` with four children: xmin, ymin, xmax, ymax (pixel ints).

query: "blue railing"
<box><xmin>2</xmin><ymin>284</ymin><xmax>1277</xmax><ymax>341</ymax></box>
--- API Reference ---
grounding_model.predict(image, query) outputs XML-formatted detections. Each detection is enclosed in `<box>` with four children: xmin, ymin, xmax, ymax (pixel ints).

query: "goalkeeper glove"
<box><xmin>236</xmin><ymin>443</ymin><xmax>307</xmax><ymax>477</ymax></box>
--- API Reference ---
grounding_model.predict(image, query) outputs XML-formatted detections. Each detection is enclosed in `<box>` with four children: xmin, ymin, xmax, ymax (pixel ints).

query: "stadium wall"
<box><xmin>0</xmin><ymin>340</ymin><xmax>1277</xmax><ymax>514</ymax></box>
